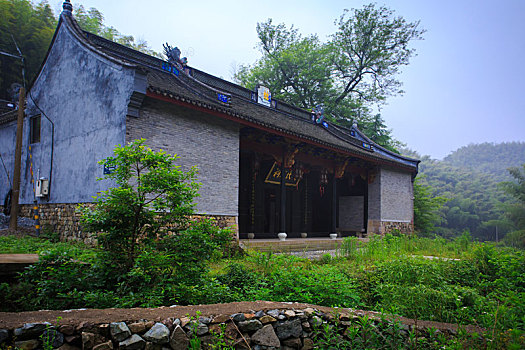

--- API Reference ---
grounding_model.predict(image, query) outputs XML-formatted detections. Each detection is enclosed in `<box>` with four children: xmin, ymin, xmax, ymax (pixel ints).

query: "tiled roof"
<box><xmin>65</xmin><ymin>13</ymin><xmax>419</xmax><ymax>172</ymax></box>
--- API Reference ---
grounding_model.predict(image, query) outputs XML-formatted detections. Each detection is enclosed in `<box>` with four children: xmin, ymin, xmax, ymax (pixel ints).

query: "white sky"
<box><xmin>55</xmin><ymin>0</ymin><xmax>525</xmax><ymax>159</ymax></box>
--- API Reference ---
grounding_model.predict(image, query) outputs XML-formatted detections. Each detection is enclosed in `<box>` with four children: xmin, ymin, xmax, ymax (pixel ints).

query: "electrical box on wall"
<box><xmin>36</xmin><ymin>178</ymin><xmax>49</xmax><ymax>197</ymax></box>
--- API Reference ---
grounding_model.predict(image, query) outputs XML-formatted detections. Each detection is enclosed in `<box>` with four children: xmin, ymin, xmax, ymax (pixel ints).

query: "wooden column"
<box><xmin>331</xmin><ymin>174</ymin><xmax>337</xmax><ymax>235</ymax></box>
<box><xmin>279</xmin><ymin>150</ymin><xmax>287</xmax><ymax>236</ymax></box>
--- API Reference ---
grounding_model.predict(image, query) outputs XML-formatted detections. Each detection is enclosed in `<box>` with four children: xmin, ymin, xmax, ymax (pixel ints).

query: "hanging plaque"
<box><xmin>257</xmin><ymin>85</ymin><xmax>271</xmax><ymax>107</ymax></box>
<box><xmin>264</xmin><ymin>162</ymin><xmax>300</xmax><ymax>187</ymax></box>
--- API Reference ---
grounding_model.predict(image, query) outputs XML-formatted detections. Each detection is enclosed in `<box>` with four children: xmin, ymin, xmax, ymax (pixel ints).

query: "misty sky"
<box><xmin>59</xmin><ymin>0</ymin><xmax>525</xmax><ymax>159</ymax></box>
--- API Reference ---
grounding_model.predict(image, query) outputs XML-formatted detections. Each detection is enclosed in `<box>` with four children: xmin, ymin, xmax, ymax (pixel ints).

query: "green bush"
<box><xmin>79</xmin><ymin>139</ymin><xmax>199</xmax><ymax>273</ymax></box>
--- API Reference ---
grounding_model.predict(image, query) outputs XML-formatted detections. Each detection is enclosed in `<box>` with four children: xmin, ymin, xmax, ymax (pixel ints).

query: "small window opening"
<box><xmin>30</xmin><ymin>115</ymin><xmax>41</xmax><ymax>144</ymax></box>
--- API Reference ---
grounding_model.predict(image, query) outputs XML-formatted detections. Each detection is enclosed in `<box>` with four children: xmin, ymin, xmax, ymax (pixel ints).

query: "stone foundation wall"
<box><xmin>367</xmin><ymin>220</ymin><xmax>414</xmax><ymax>235</ymax></box>
<box><xmin>0</xmin><ymin>306</ymin><xmax>464</xmax><ymax>350</ymax></box>
<box><xmin>10</xmin><ymin>203</ymin><xmax>239</xmax><ymax>244</ymax></box>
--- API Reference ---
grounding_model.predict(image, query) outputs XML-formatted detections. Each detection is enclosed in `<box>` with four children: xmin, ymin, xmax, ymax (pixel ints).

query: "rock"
<box><xmin>196</xmin><ymin>323</ymin><xmax>209</xmax><ymax>336</ymax></box>
<box><xmin>275</xmin><ymin>319</ymin><xmax>302</xmax><ymax>340</ymax></box>
<box><xmin>57</xmin><ymin>344</ymin><xmax>81</xmax><ymax>350</ymax></box>
<box><xmin>309</xmin><ymin>316</ymin><xmax>323</xmax><ymax>328</ymax></box>
<box><xmin>143</xmin><ymin>323</ymin><xmax>169</xmax><ymax>344</ymax></box>
<box><xmin>172</xmin><ymin>319</ymin><xmax>181</xmax><ymax>327</ymax></box>
<box><xmin>237</xmin><ymin>319</ymin><xmax>263</xmax><ymax>332</ymax></box>
<box><xmin>301</xmin><ymin>338</ymin><xmax>314</xmax><ymax>350</ymax></box>
<box><xmin>254</xmin><ymin>310</ymin><xmax>265</xmax><ymax>318</ymax></box>
<box><xmin>339</xmin><ymin>313</ymin><xmax>351</xmax><ymax>321</ymax></box>
<box><xmin>283</xmin><ymin>337</ymin><xmax>302</xmax><ymax>349</ymax></box>
<box><xmin>231</xmin><ymin>313</ymin><xmax>245</xmax><ymax>322</ymax></box>
<box><xmin>303</xmin><ymin>308</ymin><xmax>316</xmax><ymax>317</ymax></box>
<box><xmin>65</xmin><ymin>334</ymin><xmax>81</xmax><ymax>346</ymax></box>
<box><xmin>161</xmin><ymin>319</ymin><xmax>174</xmax><ymax>332</ymax></box>
<box><xmin>77</xmin><ymin>322</ymin><xmax>97</xmax><ymax>334</ymax></box>
<box><xmin>179</xmin><ymin>317</ymin><xmax>190</xmax><ymax>328</ymax></box>
<box><xmin>144</xmin><ymin>342</ymin><xmax>162</xmax><ymax>350</ymax></box>
<box><xmin>82</xmin><ymin>332</ymin><xmax>95</xmax><ymax>350</ymax></box>
<box><xmin>42</xmin><ymin>329</ymin><xmax>64</xmax><ymax>348</ymax></box>
<box><xmin>92</xmin><ymin>341</ymin><xmax>113</xmax><ymax>350</ymax></box>
<box><xmin>301</xmin><ymin>322</ymin><xmax>311</xmax><ymax>332</ymax></box>
<box><xmin>297</xmin><ymin>314</ymin><xmax>308</xmax><ymax>321</ymax></box>
<box><xmin>15</xmin><ymin>339</ymin><xmax>40</xmax><ymax>350</ymax></box>
<box><xmin>14</xmin><ymin>323</ymin><xmax>51</xmax><ymax>340</ymax></box>
<box><xmin>284</xmin><ymin>310</ymin><xmax>296</xmax><ymax>318</ymax></box>
<box><xmin>277</xmin><ymin>314</ymin><xmax>286</xmax><ymax>320</ymax></box>
<box><xmin>212</xmin><ymin>315</ymin><xmax>230</xmax><ymax>324</ymax></box>
<box><xmin>128</xmin><ymin>322</ymin><xmax>147</xmax><ymax>334</ymax></box>
<box><xmin>259</xmin><ymin>315</ymin><xmax>276</xmax><ymax>324</ymax></box>
<box><xmin>199</xmin><ymin>317</ymin><xmax>212</xmax><ymax>325</ymax></box>
<box><xmin>119</xmin><ymin>334</ymin><xmax>145</xmax><ymax>350</ymax></box>
<box><xmin>267</xmin><ymin>309</ymin><xmax>280</xmax><ymax>318</ymax></box>
<box><xmin>0</xmin><ymin>329</ymin><xmax>9</xmax><ymax>344</ymax></box>
<box><xmin>244</xmin><ymin>313</ymin><xmax>256</xmax><ymax>320</ymax></box>
<box><xmin>251</xmin><ymin>325</ymin><xmax>280</xmax><ymax>348</ymax></box>
<box><xmin>59</xmin><ymin>325</ymin><xmax>76</xmax><ymax>336</ymax></box>
<box><xmin>169</xmin><ymin>326</ymin><xmax>189</xmax><ymax>350</ymax></box>
<box><xmin>110</xmin><ymin>322</ymin><xmax>131</xmax><ymax>342</ymax></box>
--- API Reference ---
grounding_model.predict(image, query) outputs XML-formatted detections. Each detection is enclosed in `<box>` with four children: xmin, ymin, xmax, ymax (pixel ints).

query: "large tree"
<box><xmin>235</xmin><ymin>4</ymin><xmax>424</xmax><ymax>151</ymax></box>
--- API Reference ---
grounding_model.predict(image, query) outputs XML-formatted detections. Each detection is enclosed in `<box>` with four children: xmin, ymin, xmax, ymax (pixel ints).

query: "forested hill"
<box><xmin>404</xmin><ymin>142</ymin><xmax>525</xmax><ymax>241</ymax></box>
<box><xmin>443</xmin><ymin>142</ymin><xmax>525</xmax><ymax>181</ymax></box>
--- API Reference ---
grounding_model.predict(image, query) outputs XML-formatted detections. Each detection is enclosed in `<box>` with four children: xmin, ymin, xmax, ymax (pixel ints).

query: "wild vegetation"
<box><xmin>1</xmin><ymin>233</ymin><xmax>524</xmax><ymax>348</ymax></box>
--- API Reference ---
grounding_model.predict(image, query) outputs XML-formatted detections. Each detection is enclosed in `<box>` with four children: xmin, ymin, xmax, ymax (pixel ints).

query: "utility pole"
<box><xmin>9</xmin><ymin>87</ymin><xmax>25</xmax><ymax>231</ymax></box>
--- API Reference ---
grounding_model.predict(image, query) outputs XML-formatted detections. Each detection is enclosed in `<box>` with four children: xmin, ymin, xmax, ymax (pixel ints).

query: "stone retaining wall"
<box><xmin>2</xmin><ymin>203</ymin><xmax>239</xmax><ymax>243</ymax></box>
<box><xmin>0</xmin><ymin>306</ymin><xmax>462</xmax><ymax>350</ymax></box>
<box><xmin>367</xmin><ymin>220</ymin><xmax>414</xmax><ymax>235</ymax></box>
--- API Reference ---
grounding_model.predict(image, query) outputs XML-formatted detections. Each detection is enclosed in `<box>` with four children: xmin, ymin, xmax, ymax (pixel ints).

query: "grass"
<box><xmin>0</xmin><ymin>234</ymin><xmax>95</xmax><ymax>260</ymax></box>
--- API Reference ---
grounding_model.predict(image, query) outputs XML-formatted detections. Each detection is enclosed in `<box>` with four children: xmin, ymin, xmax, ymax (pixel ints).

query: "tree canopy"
<box><xmin>0</xmin><ymin>0</ymin><xmax>159</xmax><ymax>100</ymax></box>
<box><xmin>500</xmin><ymin>164</ymin><xmax>525</xmax><ymax>247</ymax></box>
<box><xmin>235</xmin><ymin>4</ymin><xmax>424</xmax><ymax>151</ymax></box>
<box><xmin>404</xmin><ymin>142</ymin><xmax>525</xmax><ymax>242</ymax></box>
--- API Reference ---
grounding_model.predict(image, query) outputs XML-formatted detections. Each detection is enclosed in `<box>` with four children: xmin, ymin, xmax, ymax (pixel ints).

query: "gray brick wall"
<box><xmin>126</xmin><ymin>99</ymin><xmax>239</xmax><ymax>216</ymax></box>
<box><xmin>367</xmin><ymin>170</ymin><xmax>381</xmax><ymax>221</ymax></box>
<box><xmin>339</xmin><ymin>196</ymin><xmax>364</xmax><ymax>231</ymax></box>
<box><xmin>380</xmin><ymin>167</ymin><xmax>413</xmax><ymax>222</ymax></box>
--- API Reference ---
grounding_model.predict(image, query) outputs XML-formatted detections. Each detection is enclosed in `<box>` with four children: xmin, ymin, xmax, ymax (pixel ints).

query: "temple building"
<box><xmin>0</xmin><ymin>1</ymin><xmax>419</xmax><ymax>241</ymax></box>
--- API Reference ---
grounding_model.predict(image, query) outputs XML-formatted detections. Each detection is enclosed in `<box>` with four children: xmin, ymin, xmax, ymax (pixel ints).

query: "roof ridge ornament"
<box><xmin>163</xmin><ymin>43</ymin><xmax>188</xmax><ymax>68</ymax></box>
<box><xmin>311</xmin><ymin>105</ymin><xmax>328</xmax><ymax>128</ymax></box>
<box><xmin>62</xmin><ymin>0</ymin><xmax>73</xmax><ymax>15</ymax></box>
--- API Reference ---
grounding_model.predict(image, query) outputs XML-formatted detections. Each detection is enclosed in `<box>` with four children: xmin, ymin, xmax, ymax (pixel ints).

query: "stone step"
<box><xmin>240</xmin><ymin>238</ymin><xmax>349</xmax><ymax>253</ymax></box>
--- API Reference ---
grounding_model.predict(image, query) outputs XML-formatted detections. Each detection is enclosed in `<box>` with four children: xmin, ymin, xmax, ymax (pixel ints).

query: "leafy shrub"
<box><xmin>79</xmin><ymin>139</ymin><xmax>199</xmax><ymax>273</ymax></box>
<box><xmin>257</xmin><ymin>264</ymin><xmax>361</xmax><ymax>307</ymax></box>
<box><xmin>17</xmin><ymin>247</ymin><xmax>101</xmax><ymax>310</ymax></box>
<box><xmin>217</xmin><ymin>262</ymin><xmax>259</xmax><ymax>292</ymax></box>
